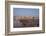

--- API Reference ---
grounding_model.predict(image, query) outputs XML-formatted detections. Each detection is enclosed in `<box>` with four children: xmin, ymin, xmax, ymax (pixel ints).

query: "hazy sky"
<box><xmin>13</xmin><ymin>8</ymin><xmax>39</xmax><ymax>16</ymax></box>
